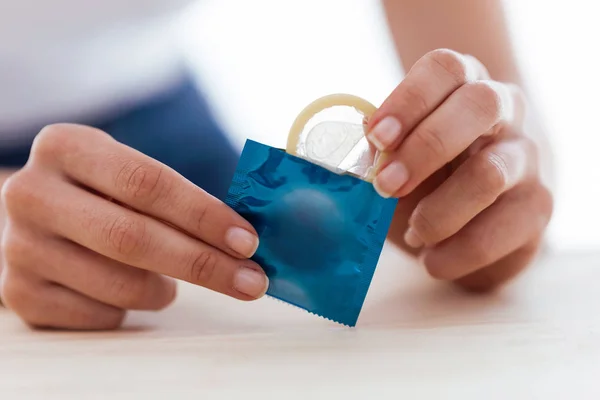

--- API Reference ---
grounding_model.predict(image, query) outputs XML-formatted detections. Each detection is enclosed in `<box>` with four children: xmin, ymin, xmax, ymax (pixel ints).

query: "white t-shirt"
<box><xmin>0</xmin><ymin>0</ymin><xmax>196</xmax><ymax>146</ymax></box>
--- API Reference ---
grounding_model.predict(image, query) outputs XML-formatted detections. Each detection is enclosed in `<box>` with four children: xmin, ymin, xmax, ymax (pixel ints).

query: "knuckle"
<box><xmin>461</xmin><ymin>81</ymin><xmax>502</xmax><ymax>124</ymax></box>
<box><xmin>470</xmin><ymin>152</ymin><xmax>509</xmax><ymax>200</ymax></box>
<box><xmin>115</xmin><ymin>161</ymin><xmax>169</xmax><ymax>205</ymax></box>
<box><xmin>185</xmin><ymin>251</ymin><xmax>218</xmax><ymax>286</ymax></box>
<box><xmin>400</xmin><ymin>83</ymin><xmax>429</xmax><ymax>117</ymax></box>
<box><xmin>31</xmin><ymin>124</ymin><xmax>109</xmax><ymax>165</ymax></box>
<box><xmin>0</xmin><ymin>272</ymin><xmax>35</xmax><ymax>318</ymax></box>
<box><xmin>107</xmin><ymin>271</ymin><xmax>150</xmax><ymax>309</ymax></box>
<box><xmin>466</xmin><ymin>233</ymin><xmax>495</xmax><ymax>267</ymax></box>
<box><xmin>0</xmin><ymin>171</ymin><xmax>30</xmax><ymax>215</ymax></box>
<box><xmin>463</xmin><ymin>54</ymin><xmax>489</xmax><ymax>78</ymax></box>
<box><xmin>190</xmin><ymin>202</ymin><xmax>211</xmax><ymax>233</ymax></box>
<box><xmin>426</xmin><ymin>49</ymin><xmax>469</xmax><ymax>85</ymax></box>
<box><xmin>103</xmin><ymin>215</ymin><xmax>149</xmax><ymax>258</ymax></box>
<box><xmin>1</xmin><ymin>169</ymin><xmax>44</xmax><ymax>217</ymax></box>
<box><xmin>410</xmin><ymin>203</ymin><xmax>441</xmax><ymax>244</ymax></box>
<box><xmin>413</xmin><ymin>124</ymin><xmax>447</xmax><ymax>157</ymax></box>
<box><xmin>30</xmin><ymin>124</ymin><xmax>75</xmax><ymax>162</ymax></box>
<box><xmin>1</xmin><ymin>231</ymin><xmax>31</xmax><ymax>269</ymax></box>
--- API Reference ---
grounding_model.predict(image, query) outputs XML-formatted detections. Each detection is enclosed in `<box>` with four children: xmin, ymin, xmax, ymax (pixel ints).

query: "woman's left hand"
<box><xmin>367</xmin><ymin>49</ymin><xmax>553</xmax><ymax>291</ymax></box>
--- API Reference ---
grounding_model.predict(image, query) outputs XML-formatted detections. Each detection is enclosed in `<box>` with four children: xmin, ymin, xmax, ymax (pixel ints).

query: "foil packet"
<box><xmin>224</xmin><ymin>94</ymin><xmax>397</xmax><ymax>326</ymax></box>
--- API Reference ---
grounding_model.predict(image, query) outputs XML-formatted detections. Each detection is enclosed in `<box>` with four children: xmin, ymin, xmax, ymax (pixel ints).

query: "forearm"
<box><xmin>381</xmin><ymin>0</ymin><xmax>554</xmax><ymax>187</ymax></box>
<box><xmin>381</xmin><ymin>0</ymin><xmax>555</xmax><ymax>250</ymax></box>
<box><xmin>382</xmin><ymin>0</ymin><xmax>521</xmax><ymax>83</ymax></box>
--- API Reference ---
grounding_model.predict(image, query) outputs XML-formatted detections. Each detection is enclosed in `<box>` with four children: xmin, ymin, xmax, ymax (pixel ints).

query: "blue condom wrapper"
<box><xmin>225</xmin><ymin>140</ymin><xmax>397</xmax><ymax>326</ymax></box>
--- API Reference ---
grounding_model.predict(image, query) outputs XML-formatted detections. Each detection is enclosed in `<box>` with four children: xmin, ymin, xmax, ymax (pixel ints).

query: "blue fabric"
<box><xmin>0</xmin><ymin>78</ymin><xmax>239</xmax><ymax>200</ymax></box>
<box><xmin>225</xmin><ymin>140</ymin><xmax>398</xmax><ymax>326</ymax></box>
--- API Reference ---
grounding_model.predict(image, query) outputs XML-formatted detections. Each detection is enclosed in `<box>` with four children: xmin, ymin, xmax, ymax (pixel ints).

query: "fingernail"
<box><xmin>234</xmin><ymin>267</ymin><xmax>269</xmax><ymax>298</ymax></box>
<box><xmin>367</xmin><ymin>116</ymin><xmax>402</xmax><ymax>151</ymax></box>
<box><xmin>225</xmin><ymin>227</ymin><xmax>259</xmax><ymax>258</ymax></box>
<box><xmin>373</xmin><ymin>160</ymin><xmax>409</xmax><ymax>198</ymax></box>
<box><xmin>404</xmin><ymin>228</ymin><xmax>424</xmax><ymax>248</ymax></box>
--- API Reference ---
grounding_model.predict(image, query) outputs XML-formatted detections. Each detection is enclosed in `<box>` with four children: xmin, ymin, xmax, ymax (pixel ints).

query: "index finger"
<box><xmin>31</xmin><ymin>124</ymin><xmax>258</xmax><ymax>259</ymax></box>
<box><xmin>366</xmin><ymin>49</ymin><xmax>484</xmax><ymax>152</ymax></box>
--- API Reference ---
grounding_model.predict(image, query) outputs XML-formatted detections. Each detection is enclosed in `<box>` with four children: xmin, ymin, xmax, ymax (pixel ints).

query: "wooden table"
<box><xmin>1</xmin><ymin>244</ymin><xmax>599</xmax><ymax>399</ymax></box>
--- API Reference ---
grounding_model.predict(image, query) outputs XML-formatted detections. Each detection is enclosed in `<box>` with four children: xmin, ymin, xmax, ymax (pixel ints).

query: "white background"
<box><xmin>178</xmin><ymin>0</ymin><xmax>599</xmax><ymax>251</ymax></box>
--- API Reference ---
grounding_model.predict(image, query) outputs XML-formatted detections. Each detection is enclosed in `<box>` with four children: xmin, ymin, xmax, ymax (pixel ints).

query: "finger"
<box><xmin>405</xmin><ymin>137</ymin><xmax>536</xmax><ymax>248</ymax></box>
<box><xmin>386</xmin><ymin>170</ymin><xmax>449</xmax><ymax>256</ymax></box>
<box><xmin>29</xmin><ymin>124</ymin><xmax>258</xmax><ymax>259</ymax></box>
<box><xmin>0</xmin><ymin>267</ymin><xmax>125</xmax><ymax>330</ymax></box>
<box><xmin>366</xmin><ymin>49</ymin><xmax>484</xmax><ymax>151</ymax></box>
<box><xmin>421</xmin><ymin>183</ymin><xmax>553</xmax><ymax>281</ymax></box>
<box><xmin>454</xmin><ymin>239</ymin><xmax>542</xmax><ymax>292</ymax></box>
<box><xmin>10</xmin><ymin>176</ymin><xmax>268</xmax><ymax>300</ymax></box>
<box><xmin>463</xmin><ymin>54</ymin><xmax>491</xmax><ymax>80</ymax></box>
<box><xmin>3</xmin><ymin>227</ymin><xmax>176</xmax><ymax>310</ymax></box>
<box><xmin>373</xmin><ymin>80</ymin><xmax>520</xmax><ymax>198</ymax></box>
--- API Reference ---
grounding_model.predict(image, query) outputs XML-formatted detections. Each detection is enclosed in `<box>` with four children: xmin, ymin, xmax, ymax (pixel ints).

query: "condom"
<box><xmin>286</xmin><ymin>93</ymin><xmax>381</xmax><ymax>181</ymax></box>
<box><xmin>225</xmin><ymin>94</ymin><xmax>397</xmax><ymax>326</ymax></box>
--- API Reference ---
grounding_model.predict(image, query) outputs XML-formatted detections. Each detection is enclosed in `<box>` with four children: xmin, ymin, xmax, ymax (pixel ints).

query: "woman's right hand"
<box><xmin>0</xmin><ymin>124</ymin><xmax>268</xmax><ymax>330</ymax></box>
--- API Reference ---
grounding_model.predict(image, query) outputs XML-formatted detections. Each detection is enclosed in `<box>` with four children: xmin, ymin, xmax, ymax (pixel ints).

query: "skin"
<box><xmin>0</xmin><ymin>0</ymin><xmax>554</xmax><ymax>328</ymax></box>
<box><xmin>373</xmin><ymin>0</ymin><xmax>554</xmax><ymax>291</ymax></box>
<box><xmin>0</xmin><ymin>126</ymin><xmax>268</xmax><ymax>329</ymax></box>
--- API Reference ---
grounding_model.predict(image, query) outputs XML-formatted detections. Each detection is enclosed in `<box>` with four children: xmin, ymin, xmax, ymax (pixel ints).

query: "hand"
<box><xmin>0</xmin><ymin>124</ymin><xmax>268</xmax><ymax>329</ymax></box>
<box><xmin>367</xmin><ymin>49</ymin><xmax>553</xmax><ymax>291</ymax></box>
<box><xmin>0</xmin><ymin>169</ymin><xmax>14</xmax><ymax>300</ymax></box>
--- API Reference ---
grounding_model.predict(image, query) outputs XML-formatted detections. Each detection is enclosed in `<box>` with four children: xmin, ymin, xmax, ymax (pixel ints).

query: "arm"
<box><xmin>382</xmin><ymin>0</ymin><xmax>554</xmax><ymax>188</ymax></box>
<box><xmin>370</xmin><ymin>0</ymin><xmax>554</xmax><ymax>290</ymax></box>
<box><xmin>0</xmin><ymin>125</ymin><xmax>268</xmax><ymax>328</ymax></box>
<box><xmin>383</xmin><ymin>0</ymin><xmax>522</xmax><ymax>84</ymax></box>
